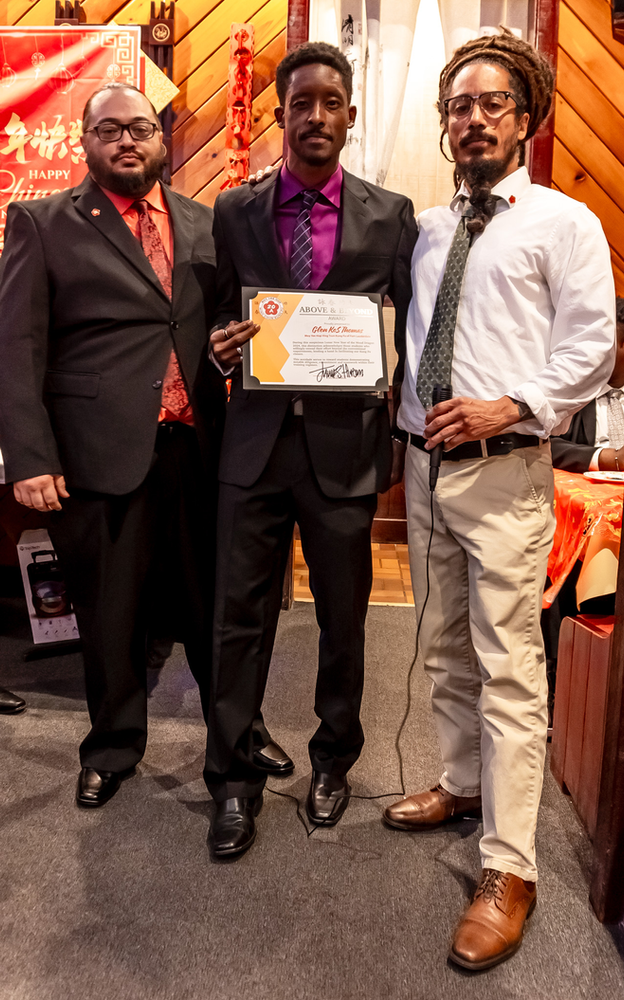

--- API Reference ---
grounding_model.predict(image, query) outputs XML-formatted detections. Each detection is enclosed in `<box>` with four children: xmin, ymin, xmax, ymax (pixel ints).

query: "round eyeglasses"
<box><xmin>443</xmin><ymin>91</ymin><xmax>518</xmax><ymax>120</ymax></box>
<box><xmin>83</xmin><ymin>121</ymin><xmax>160</xmax><ymax>143</ymax></box>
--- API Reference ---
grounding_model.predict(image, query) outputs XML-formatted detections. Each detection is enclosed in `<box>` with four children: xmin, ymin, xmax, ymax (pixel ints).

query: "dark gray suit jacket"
<box><xmin>550</xmin><ymin>403</ymin><xmax>597</xmax><ymax>473</ymax></box>
<box><xmin>211</xmin><ymin>168</ymin><xmax>418</xmax><ymax>499</ymax></box>
<box><xmin>0</xmin><ymin>175</ymin><xmax>224</xmax><ymax>494</ymax></box>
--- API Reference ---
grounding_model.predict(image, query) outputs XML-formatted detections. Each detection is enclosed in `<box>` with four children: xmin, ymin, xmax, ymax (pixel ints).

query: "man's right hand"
<box><xmin>14</xmin><ymin>475</ymin><xmax>69</xmax><ymax>512</ymax></box>
<box><xmin>210</xmin><ymin>319</ymin><xmax>260</xmax><ymax>368</ymax></box>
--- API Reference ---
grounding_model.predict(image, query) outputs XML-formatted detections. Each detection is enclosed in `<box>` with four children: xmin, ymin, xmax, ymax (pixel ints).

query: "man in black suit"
<box><xmin>551</xmin><ymin>296</ymin><xmax>624</xmax><ymax>474</ymax></box>
<box><xmin>0</xmin><ymin>83</ymin><xmax>224</xmax><ymax>808</ymax></box>
<box><xmin>203</xmin><ymin>42</ymin><xmax>418</xmax><ymax>858</ymax></box>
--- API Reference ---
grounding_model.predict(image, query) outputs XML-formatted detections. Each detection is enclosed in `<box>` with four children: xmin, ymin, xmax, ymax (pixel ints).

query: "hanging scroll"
<box><xmin>221</xmin><ymin>22</ymin><xmax>254</xmax><ymax>190</ymax></box>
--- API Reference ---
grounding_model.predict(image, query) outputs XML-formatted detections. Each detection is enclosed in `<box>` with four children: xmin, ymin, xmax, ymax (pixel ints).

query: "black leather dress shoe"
<box><xmin>253</xmin><ymin>739</ymin><xmax>294</xmax><ymax>776</ymax></box>
<box><xmin>0</xmin><ymin>686</ymin><xmax>26</xmax><ymax>714</ymax></box>
<box><xmin>208</xmin><ymin>795</ymin><xmax>263</xmax><ymax>860</ymax></box>
<box><xmin>76</xmin><ymin>766</ymin><xmax>135</xmax><ymax>808</ymax></box>
<box><xmin>306</xmin><ymin>770</ymin><xmax>351</xmax><ymax>826</ymax></box>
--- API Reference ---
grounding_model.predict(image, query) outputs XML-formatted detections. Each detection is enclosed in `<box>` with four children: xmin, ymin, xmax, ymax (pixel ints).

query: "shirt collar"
<box><xmin>450</xmin><ymin>165</ymin><xmax>532</xmax><ymax>213</ymax></box>
<box><xmin>97</xmin><ymin>181</ymin><xmax>168</xmax><ymax>216</ymax></box>
<box><xmin>277</xmin><ymin>163</ymin><xmax>343</xmax><ymax>208</ymax></box>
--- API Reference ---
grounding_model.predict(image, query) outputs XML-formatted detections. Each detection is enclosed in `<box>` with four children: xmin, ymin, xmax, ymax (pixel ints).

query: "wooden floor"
<box><xmin>293</xmin><ymin>540</ymin><xmax>415</xmax><ymax>606</ymax></box>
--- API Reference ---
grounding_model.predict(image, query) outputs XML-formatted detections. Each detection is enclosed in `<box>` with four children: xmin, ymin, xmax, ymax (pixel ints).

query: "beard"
<box><xmin>86</xmin><ymin>148</ymin><xmax>166</xmax><ymax>197</ymax></box>
<box><xmin>460</xmin><ymin>148</ymin><xmax>518</xmax><ymax>190</ymax></box>
<box><xmin>458</xmin><ymin>136</ymin><xmax>519</xmax><ymax>190</ymax></box>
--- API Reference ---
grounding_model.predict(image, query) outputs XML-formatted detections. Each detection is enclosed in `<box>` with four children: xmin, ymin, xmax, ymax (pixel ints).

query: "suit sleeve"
<box><xmin>550</xmin><ymin>437</ymin><xmax>594</xmax><ymax>473</ymax></box>
<box><xmin>0</xmin><ymin>203</ymin><xmax>62</xmax><ymax>482</ymax></box>
<box><xmin>387</xmin><ymin>198</ymin><xmax>418</xmax><ymax>399</ymax></box>
<box><xmin>212</xmin><ymin>196</ymin><xmax>243</xmax><ymax>332</ymax></box>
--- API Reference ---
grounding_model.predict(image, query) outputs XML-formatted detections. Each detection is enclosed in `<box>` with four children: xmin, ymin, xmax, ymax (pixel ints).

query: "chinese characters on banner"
<box><xmin>0</xmin><ymin>26</ymin><xmax>142</xmax><ymax>253</ymax></box>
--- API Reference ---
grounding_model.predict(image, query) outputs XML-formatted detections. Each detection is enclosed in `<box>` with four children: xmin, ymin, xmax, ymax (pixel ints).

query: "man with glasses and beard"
<box><xmin>0</xmin><ymin>83</ymin><xmax>226</xmax><ymax>809</ymax></box>
<box><xmin>383</xmin><ymin>31</ymin><xmax>615</xmax><ymax>969</ymax></box>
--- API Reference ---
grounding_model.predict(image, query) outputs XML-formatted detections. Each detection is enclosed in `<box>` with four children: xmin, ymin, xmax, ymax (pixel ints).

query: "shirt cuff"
<box><xmin>505</xmin><ymin>384</ymin><xmax>553</xmax><ymax>437</ymax></box>
<box><xmin>589</xmin><ymin>448</ymin><xmax>602</xmax><ymax>471</ymax></box>
<box><xmin>209</xmin><ymin>346</ymin><xmax>234</xmax><ymax>377</ymax></box>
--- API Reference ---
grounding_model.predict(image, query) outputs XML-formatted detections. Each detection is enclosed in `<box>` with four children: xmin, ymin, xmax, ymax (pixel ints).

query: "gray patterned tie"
<box><xmin>290</xmin><ymin>189</ymin><xmax>320</xmax><ymax>289</ymax></box>
<box><xmin>416</xmin><ymin>200</ymin><xmax>474</xmax><ymax>409</ymax></box>
<box><xmin>607</xmin><ymin>388</ymin><xmax>624</xmax><ymax>451</ymax></box>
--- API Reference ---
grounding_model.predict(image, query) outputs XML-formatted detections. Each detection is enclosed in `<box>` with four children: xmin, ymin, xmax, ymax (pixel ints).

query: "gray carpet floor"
<box><xmin>1</xmin><ymin>591</ymin><xmax>624</xmax><ymax>1000</ymax></box>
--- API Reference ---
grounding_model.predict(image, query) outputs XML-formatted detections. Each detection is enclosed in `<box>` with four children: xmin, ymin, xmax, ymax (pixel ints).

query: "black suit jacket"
<box><xmin>0</xmin><ymin>175</ymin><xmax>224</xmax><ymax>494</ymax></box>
<box><xmin>550</xmin><ymin>402</ymin><xmax>597</xmax><ymax>473</ymax></box>
<box><xmin>211</xmin><ymin>168</ymin><xmax>418</xmax><ymax>498</ymax></box>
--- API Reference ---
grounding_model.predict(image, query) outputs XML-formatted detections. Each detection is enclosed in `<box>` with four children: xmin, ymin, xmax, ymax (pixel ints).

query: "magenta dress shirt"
<box><xmin>275</xmin><ymin>164</ymin><xmax>343</xmax><ymax>290</ymax></box>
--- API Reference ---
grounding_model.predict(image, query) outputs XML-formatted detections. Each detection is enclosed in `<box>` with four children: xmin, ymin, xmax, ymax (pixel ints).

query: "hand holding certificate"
<box><xmin>242</xmin><ymin>288</ymin><xmax>388</xmax><ymax>392</ymax></box>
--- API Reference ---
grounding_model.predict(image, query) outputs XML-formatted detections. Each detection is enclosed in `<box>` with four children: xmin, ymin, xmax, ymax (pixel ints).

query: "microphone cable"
<box><xmin>267</xmin><ymin>489</ymin><xmax>438</xmax><ymax>839</ymax></box>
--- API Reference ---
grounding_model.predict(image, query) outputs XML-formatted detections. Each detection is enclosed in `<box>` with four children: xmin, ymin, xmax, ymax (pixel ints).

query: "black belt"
<box><xmin>402</xmin><ymin>431</ymin><xmax>543</xmax><ymax>461</ymax></box>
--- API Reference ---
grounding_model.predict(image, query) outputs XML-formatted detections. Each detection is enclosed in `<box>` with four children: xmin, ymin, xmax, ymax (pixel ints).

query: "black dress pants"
<box><xmin>49</xmin><ymin>423</ymin><xmax>215</xmax><ymax>772</ymax></box>
<box><xmin>204</xmin><ymin>411</ymin><xmax>377</xmax><ymax>802</ymax></box>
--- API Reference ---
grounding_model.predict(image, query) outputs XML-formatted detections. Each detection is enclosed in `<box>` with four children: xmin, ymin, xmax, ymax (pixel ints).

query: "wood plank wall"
<box><xmin>554</xmin><ymin>0</ymin><xmax>624</xmax><ymax>295</ymax></box>
<box><xmin>3</xmin><ymin>0</ymin><xmax>288</xmax><ymax>207</ymax></box>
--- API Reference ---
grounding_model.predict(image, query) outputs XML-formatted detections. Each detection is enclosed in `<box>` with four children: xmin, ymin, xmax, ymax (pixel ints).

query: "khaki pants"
<box><xmin>405</xmin><ymin>443</ymin><xmax>555</xmax><ymax>881</ymax></box>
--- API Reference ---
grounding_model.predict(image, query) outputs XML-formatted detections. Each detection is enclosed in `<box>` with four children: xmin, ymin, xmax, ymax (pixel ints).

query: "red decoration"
<box><xmin>221</xmin><ymin>22</ymin><xmax>254</xmax><ymax>190</ymax></box>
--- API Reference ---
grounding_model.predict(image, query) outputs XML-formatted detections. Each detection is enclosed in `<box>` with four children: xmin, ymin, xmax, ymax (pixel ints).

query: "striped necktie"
<box><xmin>290</xmin><ymin>189</ymin><xmax>320</xmax><ymax>289</ymax></box>
<box><xmin>606</xmin><ymin>388</ymin><xmax>624</xmax><ymax>451</ymax></box>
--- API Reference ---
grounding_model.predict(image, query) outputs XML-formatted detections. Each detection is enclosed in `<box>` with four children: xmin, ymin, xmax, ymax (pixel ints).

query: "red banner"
<box><xmin>0</xmin><ymin>26</ymin><xmax>142</xmax><ymax>253</ymax></box>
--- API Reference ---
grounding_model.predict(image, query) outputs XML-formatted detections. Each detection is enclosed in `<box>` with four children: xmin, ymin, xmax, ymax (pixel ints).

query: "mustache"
<box><xmin>300</xmin><ymin>128</ymin><xmax>332</xmax><ymax>140</ymax></box>
<box><xmin>112</xmin><ymin>150</ymin><xmax>145</xmax><ymax>162</ymax></box>
<box><xmin>459</xmin><ymin>130</ymin><xmax>497</xmax><ymax>148</ymax></box>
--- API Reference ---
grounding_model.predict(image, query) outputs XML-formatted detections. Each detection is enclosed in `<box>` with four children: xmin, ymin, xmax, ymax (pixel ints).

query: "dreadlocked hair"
<box><xmin>438</xmin><ymin>27</ymin><xmax>554</xmax><ymax>234</ymax></box>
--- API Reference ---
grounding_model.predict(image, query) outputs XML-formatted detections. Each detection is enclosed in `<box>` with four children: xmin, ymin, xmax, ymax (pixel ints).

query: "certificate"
<box><xmin>242</xmin><ymin>288</ymin><xmax>388</xmax><ymax>392</ymax></box>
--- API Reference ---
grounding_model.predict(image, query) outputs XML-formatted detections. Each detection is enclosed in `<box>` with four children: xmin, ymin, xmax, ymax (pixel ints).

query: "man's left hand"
<box><xmin>423</xmin><ymin>395</ymin><xmax>521</xmax><ymax>450</ymax></box>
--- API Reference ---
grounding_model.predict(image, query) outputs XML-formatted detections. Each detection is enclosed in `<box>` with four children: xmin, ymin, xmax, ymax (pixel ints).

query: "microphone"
<box><xmin>429</xmin><ymin>383</ymin><xmax>453</xmax><ymax>492</ymax></box>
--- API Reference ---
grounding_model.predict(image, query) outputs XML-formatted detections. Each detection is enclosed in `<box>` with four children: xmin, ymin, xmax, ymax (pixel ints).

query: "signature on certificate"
<box><xmin>309</xmin><ymin>362</ymin><xmax>365</xmax><ymax>383</ymax></box>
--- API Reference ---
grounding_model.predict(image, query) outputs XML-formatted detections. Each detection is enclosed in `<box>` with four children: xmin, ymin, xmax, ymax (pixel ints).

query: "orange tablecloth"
<box><xmin>543</xmin><ymin>470</ymin><xmax>624</xmax><ymax>608</ymax></box>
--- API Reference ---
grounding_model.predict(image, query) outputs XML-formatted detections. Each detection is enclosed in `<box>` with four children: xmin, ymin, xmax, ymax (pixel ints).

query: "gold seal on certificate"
<box><xmin>241</xmin><ymin>288</ymin><xmax>389</xmax><ymax>392</ymax></box>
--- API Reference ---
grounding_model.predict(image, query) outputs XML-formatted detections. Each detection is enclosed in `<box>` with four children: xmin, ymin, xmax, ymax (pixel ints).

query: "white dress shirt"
<box><xmin>588</xmin><ymin>383</ymin><xmax>624</xmax><ymax>469</ymax></box>
<box><xmin>398</xmin><ymin>166</ymin><xmax>616</xmax><ymax>439</ymax></box>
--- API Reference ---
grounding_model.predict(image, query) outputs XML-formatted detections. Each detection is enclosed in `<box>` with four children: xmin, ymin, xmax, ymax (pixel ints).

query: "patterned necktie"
<box><xmin>416</xmin><ymin>200</ymin><xmax>475</xmax><ymax>409</ymax></box>
<box><xmin>133</xmin><ymin>199</ymin><xmax>190</xmax><ymax>421</ymax></box>
<box><xmin>606</xmin><ymin>388</ymin><xmax>624</xmax><ymax>451</ymax></box>
<box><xmin>290</xmin><ymin>189</ymin><xmax>320</xmax><ymax>289</ymax></box>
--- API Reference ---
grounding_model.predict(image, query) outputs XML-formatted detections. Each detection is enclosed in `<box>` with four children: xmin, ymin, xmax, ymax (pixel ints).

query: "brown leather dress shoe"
<box><xmin>450</xmin><ymin>869</ymin><xmax>537</xmax><ymax>970</ymax></box>
<box><xmin>383</xmin><ymin>783</ymin><xmax>482</xmax><ymax>830</ymax></box>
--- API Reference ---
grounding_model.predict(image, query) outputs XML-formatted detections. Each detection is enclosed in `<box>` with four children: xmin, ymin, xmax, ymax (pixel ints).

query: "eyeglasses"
<box><xmin>83</xmin><ymin>121</ymin><xmax>160</xmax><ymax>143</ymax></box>
<box><xmin>443</xmin><ymin>91</ymin><xmax>518</xmax><ymax>120</ymax></box>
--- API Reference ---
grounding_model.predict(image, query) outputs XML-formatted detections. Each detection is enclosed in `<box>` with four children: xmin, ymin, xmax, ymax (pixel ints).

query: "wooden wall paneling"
<box><xmin>12</xmin><ymin>0</ymin><xmax>55</xmax><ymax>25</ymax></box>
<box><xmin>172</xmin><ymin>30</ymin><xmax>285</xmax><ymax>171</ymax></box>
<box><xmin>6</xmin><ymin>1</ymin><xmax>42</xmax><ymax>22</ymax></box>
<box><xmin>173</xmin><ymin>81</ymin><xmax>278</xmax><ymax>196</ymax></box>
<box><xmin>558</xmin><ymin>2</ymin><xmax>624</xmax><ymax>102</ymax></box>
<box><xmin>173</xmin><ymin>0</ymin><xmax>277</xmax><ymax>87</ymax></box>
<box><xmin>552</xmin><ymin>140</ymin><xmax>624</xmax><ymax>262</ymax></box>
<box><xmin>193</xmin><ymin>119</ymin><xmax>282</xmax><ymax>206</ymax></box>
<box><xmin>169</xmin><ymin>0</ymin><xmax>222</xmax><ymax>44</ymax></box>
<box><xmin>555</xmin><ymin>94</ymin><xmax>624</xmax><ymax>215</ymax></box>
<box><xmin>107</xmin><ymin>0</ymin><xmax>151</xmax><ymax>26</ymax></box>
<box><xmin>173</xmin><ymin>0</ymin><xmax>287</xmax><ymax>129</ymax></box>
<box><xmin>612</xmin><ymin>257</ymin><xmax>624</xmax><ymax>298</ymax></box>
<box><xmin>565</xmin><ymin>0</ymin><xmax>624</xmax><ymax>69</ymax></box>
<box><xmin>556</xmin><ymin>48</ymin><xmax>624</xmax><ymax>167</ymax></box>
<box><xmin>80</xmin><ymin>0</ymin><xmax>131</xmax><ymax>22</ymax></box>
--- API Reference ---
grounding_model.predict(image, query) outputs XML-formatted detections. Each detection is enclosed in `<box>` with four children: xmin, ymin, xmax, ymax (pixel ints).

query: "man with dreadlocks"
<box><xmin>384</xmin><ymin>30</ymin><xmax>615</xmax><ymax>969</ymax></box>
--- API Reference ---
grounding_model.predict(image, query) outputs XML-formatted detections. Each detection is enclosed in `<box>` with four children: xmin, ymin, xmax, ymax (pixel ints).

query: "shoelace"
<box><xmin>475</xmin><ymin>869</ymin><xmax>509</xmax><ymax>902</ymax></box>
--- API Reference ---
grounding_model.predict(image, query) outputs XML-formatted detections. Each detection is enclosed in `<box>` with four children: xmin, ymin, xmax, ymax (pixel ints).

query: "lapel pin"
<box><xmin>91</xmin><ymin>208</ymin><xmax>101</xmax><ymax>216</ymax></box>
<box><xmin>509</xmin><ymin>196</ymin><xmax>516</xmax><ymax>204</ymax></box>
